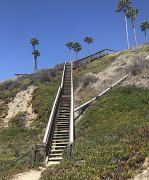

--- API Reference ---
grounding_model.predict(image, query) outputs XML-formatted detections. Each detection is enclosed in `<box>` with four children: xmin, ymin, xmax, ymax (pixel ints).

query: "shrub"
<box><xmin>81</xmin><ymin>74</ymin><xmax>97</xmax><ymax>87</ymax></box>
<box><xmin>127</xmin><ymin>57</ymin><xmax>149</xmax><ymax>76</ymax></box>
<box><xmin>0</xmin><ymin>80</ymin><xmax>18</xmax><ymax>91</ymax></box>
<box><xmin>9</xmin><ymin>112</ymin><xmax>27</xmax><ymax>128</ymax></box>
<box><xmin>143</xmin><ymin>44</ymin><xmax>149</xmax><ymax>52</ymax></box>
<box><xmin>54</xmin><ymin>63</ymin><xmax>64</xmax><ymax>71</ymax></box>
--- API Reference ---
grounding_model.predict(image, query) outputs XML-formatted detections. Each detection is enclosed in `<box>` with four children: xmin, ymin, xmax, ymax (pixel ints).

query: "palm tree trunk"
<box><xmin>145</xmin><ymin>31</ymin><xmax>147</xmax><ymax>44</ymax></box>
<box><xmin>35</xmin><ymin>58</ymin><xmax>37</xmax><ymax>72</ymax></box>
<box><xmin>132</xmin><ymin>21</ymin><xmax>137</xmax><ymax>47</ymax></box>
<box><xmin>32</xmin><ymin>46</ymin><xmax>36</xmax><ymax>73</ymax></box>
<box><xmin>133</xmin><ymin>27</ymin><xmax>137</xmax><ymax>47</ymax></box>
<box><xmin>76</xmin><ymin>52</ymin><xmax>78</xmax><ymax>61</ymax></box>
<box><xmin>32</xmin><ymin>56</ymin><xmax>35</xmax><ymax>73</ymax></box>
<box><xmin>124</xmin><ymin>14</ymin><xmax>130</xmax><ymax>49</ymax></box>
<box><xmin>88</xmin><ymin>44</ymin><xmax>90</xmax><ymax>55</ymax></box>
<box><xmin>70</xmin><ymin>49</ymin><xmax>72</xmax><ymax>61</ymax></box>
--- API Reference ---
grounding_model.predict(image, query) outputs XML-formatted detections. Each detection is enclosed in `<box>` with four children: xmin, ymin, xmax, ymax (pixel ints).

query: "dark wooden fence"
<box><xmin>73</xmin><ymin>49</ymin><xmax>116</xmax><ymax>69</ymax></box>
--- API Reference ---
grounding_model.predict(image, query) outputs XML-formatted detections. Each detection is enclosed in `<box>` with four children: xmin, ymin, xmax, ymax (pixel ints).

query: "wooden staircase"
<box><xmin>43</xmin><ymin>63</ymin><xmax>73</xmax><ymax>165</ymax></box>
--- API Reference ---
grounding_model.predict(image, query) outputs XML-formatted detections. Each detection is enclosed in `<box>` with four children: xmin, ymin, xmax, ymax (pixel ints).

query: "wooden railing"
<box><xmin>73</xmin><ymin>49</ymin><xmax>116</xmax><ymax>69</ymax></box>
<box><xmin>74</xmin><ymin>75</ymin><xmax>128</xmax><ymax>114</ymax></box>
<box><xmin>68</xmin><ymin>61</ymin><xmax>74</xmax><ymax>157</ymax></box>
<box><xmin>43</xmin><ymin>62</ymin><xmax>66</xmax><ymax>161</ymax></box>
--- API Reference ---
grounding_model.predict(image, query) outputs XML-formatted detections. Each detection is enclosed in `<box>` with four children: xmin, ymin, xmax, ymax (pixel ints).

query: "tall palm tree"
<box><xmin>66</xmin><ymin>42</ymin><xmax>74</xmax><ymax>61</ymax></box>
<box><xmin>73</xmin><ymin>42</ymin><xmax>82</xmax><ymax>61</ymax></box>
<box><xmin>30</xmin><ymin>37</ymin><xmax>39</xmax><ymax>73</ymax></box>
<box><xmin>32</xmin><ymin>50</ymin><xmax>40</xmax><ymax>72</ymax></box>
<box><xmin>140</xmin><ymin>20</ymin><xmax>149</xmax><ymax>44</ymax></box>
<box><xmin>84</xmin><ymin>36</ymin><xmax>94</xmax><ymax>54</ymax></box>
<box><xmin>116</xmin><ymin>0</ymin><xmax>132</xmax><ymax>49</ymax></box>
<box><xmin>126</xmin><ymin>7</ymin><xmax>139</xmax><ymax>47</ymax></box>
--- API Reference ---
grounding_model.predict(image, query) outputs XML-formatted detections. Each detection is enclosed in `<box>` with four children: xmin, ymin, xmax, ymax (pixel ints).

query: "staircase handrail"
<box><xmin>68</xmin><ymin>61</ymin><xmax>74</xmax><ymax>150</ymax></box>
<box><xmin>43</xmin><ymin>87</ymin><xmax>61</xmax><ymax>146</ymax></box>
<box><xmin>61</xmin><ymin>61</ymin><xmax>66</xmax><ymax>88</ymax></box>
<box><xmin>43</xmin><ymin>62</ymin><xmax>66</xmax><ymax>147</ymax></box>
<box><xmin>74</xmin><ymin>74</ymin><xmax>128</xmax><ymax>113</ymax></box>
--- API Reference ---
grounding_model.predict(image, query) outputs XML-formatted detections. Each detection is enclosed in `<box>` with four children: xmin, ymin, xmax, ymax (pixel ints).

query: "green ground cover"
<box><xmin>41</xmin><ymin>86</ymin><xmax>149</xmax><ymax>180</ymax></box>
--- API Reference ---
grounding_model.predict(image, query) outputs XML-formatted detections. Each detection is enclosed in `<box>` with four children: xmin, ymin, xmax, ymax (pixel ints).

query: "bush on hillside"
<box><xmin>9</xmin><ymin>112</ymin><xmax>27</xmax><ymax>128</ymax></box>
<box><xmin>81</xmin><ymin>74</ymin><xmax>97</xmax><ymax>87</ymax></box>
<box><xmin>127</xmin><ymin>57</ymin><xmax>149</xmax><ymax>76</ymax></box>
<box><xmin>54</xmin><ymin>63</ymin><xmax>64</xmax><ymax>71</ymax></box>
<box><xmin>0</xmin><ymin>80</ymin><xmax>18</xmax><ymax>91</ymax></box>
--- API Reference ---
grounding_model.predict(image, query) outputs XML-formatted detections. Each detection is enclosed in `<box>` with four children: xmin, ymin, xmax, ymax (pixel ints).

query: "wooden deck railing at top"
<box><xmin>73</xmin><ymin>49</ymin><xmax>116</xmax><ymax>69</ymax></box>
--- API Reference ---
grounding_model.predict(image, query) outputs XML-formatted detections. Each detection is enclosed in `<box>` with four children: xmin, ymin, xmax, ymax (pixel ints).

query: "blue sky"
<box><xmin>0</xmin><ymin>0</ymin><xmax>148</xmax><ymax>80</ymax></box>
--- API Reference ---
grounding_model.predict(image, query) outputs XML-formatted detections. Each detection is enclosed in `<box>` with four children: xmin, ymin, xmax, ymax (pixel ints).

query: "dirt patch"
<box><xmin>2</xmin><ymin>85</ymin><xmax>37</xmax><ymax>127</ymax></box>
<box><xmin>130</xmin><ymin>158</ymin><xmax>149</xmax><ymax>180</ymax></box>
<box><xmin>12</xmin><ymin>169</ymin><xmax>43</xmax><ymax>180</ymax></box>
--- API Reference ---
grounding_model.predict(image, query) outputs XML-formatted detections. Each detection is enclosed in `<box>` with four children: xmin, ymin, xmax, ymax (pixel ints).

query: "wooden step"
<box><xmin>48</xmin><ymin>157</ymin><xmax>63</xmax><ymax>161</ymax></box>
<box><xmin>49</xmin><ymin>153</ymin><xmax>63</xmax><ymax>157</ymax></box>
<box><xmin>57</xmin><ymin>115</ymin><xmax>70</xmax><ymax>118</ymax></box>
<box><xmin>55</xmin><ymin>128</ymin><xmax>69</xmax><ymax>131</ymax></box>
<box><xmin>55</xmin><ymin>123</ymin><xmax>69</xmax><ymax>128</ymax></box>
<box><xmin>56</xmin><ymin>122</ymin><xmax>69</xmax><ymax>125</ymax></box>
<box><xmin>54</xmin><ymin>130</ymin><xmax>69</xmax><ymax>133</ymax></box>
<box><xmin>57</xmin><ymin>116</ymin><xmax>70</xmax><ymax>119</ymax></box>
<box><xmin>56</xmin><ymin>121</ymin><xmax>69</xmax><ymax>124</ymax></box>
<box><xmin>55</xmin><ymin>126</ymin><xmax>69</xmax><ymax>129</ymax></box>
<box><xmin>51</xmin><ymin>149</ymin><xmax>64</xmax><ymax>153</ymax></box>
<box><xmin>60</xmin><ymin>104</ymin><xmax>70</xmax><ymax>107</ymax></box>
<box><xmin>54</xmin><ymin>133</ymin><xmax>69</xmax><ymax>136</ymax></box>
<box><xmin>58</xmin><ymin>111</ymin><xmax>70</xmax><ymax>114</ymax></box>
<box><xmin>51</xmin><ymin>145</ymin><xmax>66</xmax><ymax>150</ymax></box>
<box><xmin>52</xmin><ymin>139</ymin><xmax>68</xmax><ymax>142</ymax></box>
<box><xmin>57</xmin><ymin>117</ymin><xmax>70</xmax><ymax>120</ymax></box>
<box><xmin>53</xmin><ymin>136</ymin><xmax>69</xmax><ymax>140</ymax></box>
<box><xmin>52</xmin><ymin>143</ymin><xmax>68</xmax><ymax>146</ymax></box>
<box><xmin>58</xmin><ymin>109</ymin><xmax>70</xmax><ymax>112</ymax></box>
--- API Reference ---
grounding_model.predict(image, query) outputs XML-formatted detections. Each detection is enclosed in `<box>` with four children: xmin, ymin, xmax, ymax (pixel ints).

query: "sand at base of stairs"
<box><xmin>12</xmin><ymin>162</ymin><xmax>60</xmax><ymax>180</ymax></box>
<box><xmin>12</xmin><ymin>169</ymin><xmax>43</xmax><ymax>180</ymax></box>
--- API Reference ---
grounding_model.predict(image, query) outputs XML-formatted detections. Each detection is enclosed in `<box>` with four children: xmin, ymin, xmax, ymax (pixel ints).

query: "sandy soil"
<box><xmin>2</xmin><ymin>85</ymin><xmax>37</xmax><ymax>127</ymax></box>
<box><xmin>12</xmin><ymin>169</ymin><xmax>43</xmax><ymax>180</ymax></box>
<box><xmin>75</xmin><ymin>52</ymin><xmax>149</xmax><ymax>105</ymax></box>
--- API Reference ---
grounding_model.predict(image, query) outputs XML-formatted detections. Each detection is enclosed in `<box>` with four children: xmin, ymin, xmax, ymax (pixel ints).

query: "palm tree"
<box><xmin>140</xmin><ymin>20</ymin><xmax>149</xmax><ymax>44</ymax></box>
<box><xmin>30</xmin><ymin>37</ymin><xmax>39</xmax><ymax>50</ymax></box>
<box><xmin>66</xmin><ymin>42</ymin><xmax>74</xmax><ymax>61</ymax></box>
<box><xmin>30</xmin><ymin>37</ymin><xmax>39</xmax><ymax>73</ymax></box>
<box><xmin>84</xmin><ymin>36</ymin><xmax>94</xmax><ymax>54</ymax></box>
<box><xmin>32</xmin><ymin>50</ymin><xmax>40</xmax><ymax>72</ymax></box>
<box><xmin>116</xmin><ymin>0</ymin><xmax>132</xmax><ymax>49</ymax></box>
<box><xmin>73</xmin><ymin>42</ymin><xmax>82</xmax><ymax>61</ymax></box>
<box><xmin>126</xmin><ymin>7</ymin><xmax>139</xmax><ymax>47</ymax></box>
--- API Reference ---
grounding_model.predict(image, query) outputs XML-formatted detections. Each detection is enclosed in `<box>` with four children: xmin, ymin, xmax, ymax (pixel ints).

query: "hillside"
<box><xmin>41</xmin><ymin>45</ymin><xmax>149</xmax><ymax>179</ymax></box>
<box><xmin>0</xmin><ymin>45</ymin><xmax>149</xmax><ymax>179</ymax></box>
<box><xmin>41</xmin><ymin>86</ymin><xmax>149</xmax><ymax>179</ymax></box>
<box><xmin>0</xmin><ymin>67</ymin><xmax>62</xmax><ymax>179</ymax></box>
